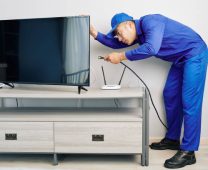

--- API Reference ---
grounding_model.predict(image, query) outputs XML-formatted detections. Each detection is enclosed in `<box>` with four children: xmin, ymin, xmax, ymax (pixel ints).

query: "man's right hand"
<box><xmin>90</xmin><ymin>24</ymin><xmax>98</xmax><ymax>39</ymax></box>
<box><xmin>104</xmin><ymin>52</ymin><xmax>126</xmax><ymax>64</ymax></box>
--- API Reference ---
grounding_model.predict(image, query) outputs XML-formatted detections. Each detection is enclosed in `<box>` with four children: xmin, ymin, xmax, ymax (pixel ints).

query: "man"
<box><xmin>90</xmin><ymin>13</ymin><xmax>208</xmax><ymax>169</ymax></box>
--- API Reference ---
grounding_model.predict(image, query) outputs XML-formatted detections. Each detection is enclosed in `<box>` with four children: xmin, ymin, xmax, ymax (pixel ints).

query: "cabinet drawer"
<box><xmin>55</xmin><ymin>122</ymin><xmax>142</xmax><ymax>153</ymax></box>
<box><xmin>0</xmin><ymin>122</ymin><xmax>53</xmax><ymax>152</ymax></box>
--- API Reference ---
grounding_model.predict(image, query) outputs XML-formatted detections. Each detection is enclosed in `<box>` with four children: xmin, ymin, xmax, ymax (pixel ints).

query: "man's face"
<box><xmin>114</xmin><ymin>21</ymin><xmax>137</xmax><ymax>45</ymax></box>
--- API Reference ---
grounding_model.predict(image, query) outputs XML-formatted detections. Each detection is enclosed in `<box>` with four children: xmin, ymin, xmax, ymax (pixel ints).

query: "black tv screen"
<box><xmin>0</xmin><ymin>16</ymin><xmax>90</xmax><ymax>86</ymax></box>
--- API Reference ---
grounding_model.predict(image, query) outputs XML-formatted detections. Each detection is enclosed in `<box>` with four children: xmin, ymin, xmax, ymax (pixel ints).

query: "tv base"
<box><xmin>1</xmin><ymin>83</ymin><xmax>15</xmax><ymax>88</ymax></box>
<box><xmin>0</xmin><ymin>83</ymin><xmax>4</xmax><ymax>88</ymax></box>
<box><xmin>78</xmin><ymin>86</ymin><xmax>88</xmax><ymax>94</ymax></box>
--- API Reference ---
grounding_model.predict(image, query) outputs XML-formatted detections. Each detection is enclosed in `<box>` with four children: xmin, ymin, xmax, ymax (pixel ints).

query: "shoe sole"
<box><xmin>164</xmin><ymin>159</ymin><xmax>196</xmax><ymax>169</ymax></box>
<box><xmin>149</xmin><ymin>145</ymin><xmax>179</xmax><ymax>150</ymax></box>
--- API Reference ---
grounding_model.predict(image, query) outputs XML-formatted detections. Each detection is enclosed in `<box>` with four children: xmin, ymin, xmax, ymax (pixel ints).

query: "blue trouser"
<box><xmin>163</xmin><ymin>49</ymin><xmax>208</xmax><ymax>151</ymax></box>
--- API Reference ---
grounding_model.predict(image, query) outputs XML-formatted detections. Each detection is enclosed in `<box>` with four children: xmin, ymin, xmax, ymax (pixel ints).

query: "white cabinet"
<box><xmin>0</xmin><ymin>86</ymin><xmax>149</xmax><ymax>166</ymax></box>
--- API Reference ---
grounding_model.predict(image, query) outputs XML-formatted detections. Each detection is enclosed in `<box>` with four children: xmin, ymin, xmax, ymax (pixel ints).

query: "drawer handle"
<box><xmin>92</xmin><ymin>134</ymin><xmax>104</xmax><ymax>141</ymax></box>
<box><xmin>5</xmin><ymin>133</ymin><xmax>17</xmax><ymax>140</ymax></box>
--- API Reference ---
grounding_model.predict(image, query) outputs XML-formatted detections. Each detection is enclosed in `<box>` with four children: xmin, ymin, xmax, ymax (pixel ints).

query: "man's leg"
<box><xmin>163</xmin><ymin>65</ymin><xmax>183</xmax><ymax>141</ymax></box>
<box><xmin>181</xmin><ymin>52</ymin><xmax>208</xmax><ymax>151</ymax></box>
<box><xmin>150</xmin><ymin>64</ymin><xmax>182</xmax><ymax>150</ymax></box>
<box><xmin>164</xmin><ymin>49</ymin><xmax>208</xmax><ymax>169</ymax></box>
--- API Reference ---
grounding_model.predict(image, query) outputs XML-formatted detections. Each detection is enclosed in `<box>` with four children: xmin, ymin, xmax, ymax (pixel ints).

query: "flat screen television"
<box><xmin>0</xmin><ymin>16</ymin><xmax>90</xmax><ymax>92</ymax></box>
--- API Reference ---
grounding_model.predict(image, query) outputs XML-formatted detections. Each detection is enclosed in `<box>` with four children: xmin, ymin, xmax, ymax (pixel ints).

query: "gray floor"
<box><xmin>0</xmin><ymin>146</ymin><xmax>207</xmax><ymax>170</ymax></box>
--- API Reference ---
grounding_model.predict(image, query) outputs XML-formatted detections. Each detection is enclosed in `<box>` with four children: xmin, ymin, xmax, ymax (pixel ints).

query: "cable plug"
<box><xmin>98</xmin><ymin>56</ymin><xmax>104</xmax><ymax>60</ymax></box>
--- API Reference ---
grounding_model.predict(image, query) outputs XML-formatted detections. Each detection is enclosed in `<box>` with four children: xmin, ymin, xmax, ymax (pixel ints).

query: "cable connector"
<box><xmin>98</xmin><ymin>56</ymin><xmax>104</xmax><ymax>60</ymax></box>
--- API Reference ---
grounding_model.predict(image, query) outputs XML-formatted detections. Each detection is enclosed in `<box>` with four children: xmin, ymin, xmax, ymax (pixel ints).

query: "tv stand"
<box><xmin>0</xmin><ymin>86</ymin><xmax>149</xmax><ymax>166</ymax></box>
<box><xmin>78</xmin><ymin>85</ymin><xmax>88</xmax><ymax>94</ymax></box>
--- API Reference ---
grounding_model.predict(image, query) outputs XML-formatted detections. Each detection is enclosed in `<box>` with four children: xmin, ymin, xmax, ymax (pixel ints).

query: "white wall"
<box><xmin>0</xmin><ymin>0</ymin><xmax>208</xmax><ymax>139</ymax></box>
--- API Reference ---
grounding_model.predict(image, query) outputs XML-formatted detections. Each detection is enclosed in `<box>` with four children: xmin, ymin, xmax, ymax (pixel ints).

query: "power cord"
<box><xmin>120</xmin><ymin>61</ymin><xmax>168</xmax><ymax>130</ymax></box>
<box><xmin>16</xmin><ymin>98</ymin><xmax>19</xmax><ymax>107</ymax></box>
<box><xmin>98</xmin><ymin>56</ymin><xmax>168</xmax><ymax>130</ymax></box>
<box><xmin>114</xmin><ymin>98</ymin><xmax>119</xmax><ymax>108</ymax></box>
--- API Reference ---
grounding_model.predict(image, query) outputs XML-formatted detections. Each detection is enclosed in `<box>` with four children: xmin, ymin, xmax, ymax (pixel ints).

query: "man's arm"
<box><xmin>125</xmin><ymin>18</ymin><xmax>165</xmax><ymax>61</ymax></box>
<box><xmin>90</xmin><ymin>24</ymin><xmax>135</xmax><ymax>49</ymax></box>
<box><xmin>96</xmin><ymin>32</ymin><xmax>133</xmax><ymax>49</ymax></box>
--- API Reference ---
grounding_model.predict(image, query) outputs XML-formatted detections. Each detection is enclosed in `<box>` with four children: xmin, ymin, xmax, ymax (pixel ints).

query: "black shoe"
<box><xmin>150</xmin><ymin>138</ymin><xmax>180</xmax><ymax>150</ymax></box>
<box><xmin>164</xmin><ymin>150</ymin><xmax>196</xmax><ymax>169</ymax></box>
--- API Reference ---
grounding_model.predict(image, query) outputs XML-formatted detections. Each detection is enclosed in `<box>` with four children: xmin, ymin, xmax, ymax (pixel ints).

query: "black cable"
<box><xmin>16</xmin><ymin>98</ymin><xmax>19</xmax><ymax>108</ymax></box>
<box><xmin>120</xmin><ymin>62</ymin><xmax>168</xmax><ymax>130</ymax></box>
<box><xmin>114</xmin><ymin>98</ymin><xmax>119</xmax><ymax>108</ymax></box>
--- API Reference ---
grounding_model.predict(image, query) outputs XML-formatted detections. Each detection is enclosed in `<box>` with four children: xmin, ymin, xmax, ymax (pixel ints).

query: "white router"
<box><xmin>101</xmin><ymin>65</ymin><xmax>126</xmax><ymax>90</ymax></box>
<box><xmin>101</xmin><ymin>84</ymin><xmax>121</xmax><ymax>90</ymax></box>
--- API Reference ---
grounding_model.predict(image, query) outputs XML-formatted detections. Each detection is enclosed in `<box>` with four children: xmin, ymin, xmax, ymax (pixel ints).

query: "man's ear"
<box><xmin>124</xmin><ymin>21</ymin><xmax>131</xmax><ymax>29</ymax></box>
<box><xmin>129</xmin><ymin>21</ymin><xmax>134</xmax><ymax>28</ymax></box>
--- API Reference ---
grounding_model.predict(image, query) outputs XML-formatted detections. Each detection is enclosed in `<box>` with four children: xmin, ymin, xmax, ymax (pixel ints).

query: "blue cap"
<box><xmin>107</xmin><ymin>13</ymin><xmax>133</xmax><ymax>38</ymax></box>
